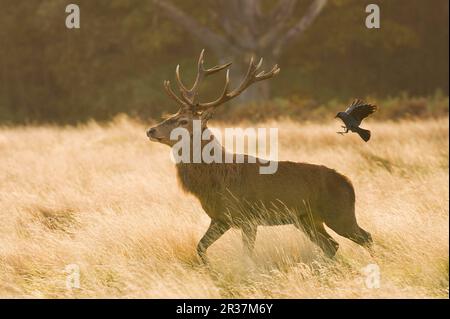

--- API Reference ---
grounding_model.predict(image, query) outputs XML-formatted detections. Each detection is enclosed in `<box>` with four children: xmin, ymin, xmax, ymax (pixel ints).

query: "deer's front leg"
<box><xmin>197</xmin><ymin>219</ymin><xmax>230</xmax><ymax>264</ymax></box>
<box><xmin>241</xmin><ymin>224</ymin><xmax>257</xmax><ymax>257</ymax></box>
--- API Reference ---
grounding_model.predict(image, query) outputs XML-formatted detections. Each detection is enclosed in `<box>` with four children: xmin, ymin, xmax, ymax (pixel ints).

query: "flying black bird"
<box><xmin>335</xmin><ymin>99</ymin><xmax>377</xmax><ymax>142</ymax></box>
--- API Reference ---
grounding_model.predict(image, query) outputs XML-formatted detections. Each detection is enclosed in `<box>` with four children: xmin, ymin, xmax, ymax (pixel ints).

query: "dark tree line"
<box><xmin>0</xmin><ymin>0</ymin><xmax>448</xmax><ymax>123</ymax></box>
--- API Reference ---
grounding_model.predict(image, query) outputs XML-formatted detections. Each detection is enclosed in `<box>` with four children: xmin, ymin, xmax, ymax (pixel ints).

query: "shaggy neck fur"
<box><xmin>175</xmin><ymin>128</ymin><xmax>242</xmax><ymax>198</ymax></box>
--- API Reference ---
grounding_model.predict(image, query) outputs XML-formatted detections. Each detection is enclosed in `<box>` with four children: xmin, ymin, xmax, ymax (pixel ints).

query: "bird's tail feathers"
<box><xmin>356</xmin><ymin>127</ymin><xmax>371</xmax><ymax>142</ymax></box>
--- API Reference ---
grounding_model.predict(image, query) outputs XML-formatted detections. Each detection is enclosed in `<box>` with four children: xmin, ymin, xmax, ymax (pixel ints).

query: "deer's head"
<box><xmin>147</xmin><ymin>50</ymin><xmax>280</xmax><ymax>146</ymax></box>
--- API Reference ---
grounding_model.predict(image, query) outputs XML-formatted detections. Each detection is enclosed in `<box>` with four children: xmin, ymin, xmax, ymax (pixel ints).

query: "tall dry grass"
<box><xmin>0</xmin><ymin>116</ymin><xmax>448</xmax><ymax>298</ymax></box>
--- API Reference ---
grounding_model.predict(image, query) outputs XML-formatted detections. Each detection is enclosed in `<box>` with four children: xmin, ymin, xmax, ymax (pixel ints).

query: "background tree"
<box><xmin>0</xmin><ymin>0</ymin><xmax>448</xmax><ymax>123</ymax></box>
<box><xmin>153</xmin><ymin>0</ymin><xmax>327</xmax><ymax>101</ymax></box>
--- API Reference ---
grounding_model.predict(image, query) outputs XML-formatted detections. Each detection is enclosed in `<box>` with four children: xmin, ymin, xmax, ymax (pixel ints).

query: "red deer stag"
<box><xmin>147</xmin><ymin>50</ymin><xmax>372</xmax><ymax>263</ymax></box>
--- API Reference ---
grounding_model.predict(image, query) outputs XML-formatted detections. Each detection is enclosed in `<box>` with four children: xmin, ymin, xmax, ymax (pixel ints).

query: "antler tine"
<box><xmin>170</xmin><ymin>51</ymin><xmax>205</xmax><ymax>106</ymax></box>
<box><xmin>174</xmin><ymin>65</ymin><xmax>196</xmax><ymax>106</ymax></box>
<box><xmin>186</xmin><ymin>49</ymin><xmax>207</xmax><ymax>101</ymax></box>
<box><xmin>197</xmin><ymin>69</ymin><xmax>231</xmax><ymax>110</ymax></box>
<box><xmin>203</xmin><ymin>62</ymin><xmax>232</xmax><ymax>75</ymax></box>
<box><xmin>201</xmin><ymin>50</ymin><xmax>232</xmax><ymax>76</ymax></box>
<box><xmin>196</xmin><ymin>56</ymin><xmax>280</xmax><ymax>110</ymax></box>
<box><xmin>175</xmin><ymin>65</ymin><xmax>188</xmax><ymax>92</ymax></box>
<box><xmin>256</xmin><ymin>57</ymin><xmax>264</xmax><ymax>70</ymax></box>
<box><xmin>190</xmin><ymin>52</ymin><xmax>231</xmax><ymax>100</ymax></box>
<box><xmin>173</xmin><ymin>49</ymin><xmax>232</xmax><ymax>107</ymax></box>
<box><xmin>163</xmin><ymin>80</ymin><xmax>189</xmax><ymax>108</ymax></box>
<box><xmin>255</xmin><ymin>64</ymin><xmax>280</xmax><ymax>81</ymax></box>
<box><xmin>233</xmin><ymin>56</ymin><xmax>258</xmax><ymax>91</ymax></box>
<box><xmin>229</xmin><ymin>56</ymin><xmax>277</xmax><ymax>95</ymax></box>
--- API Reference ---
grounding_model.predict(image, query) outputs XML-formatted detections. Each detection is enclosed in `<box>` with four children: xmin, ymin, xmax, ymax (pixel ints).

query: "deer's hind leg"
<box><xmin>323</xmin><ymin>203</ymin><xmax>373</xmax><ymax>249</ymax></box>
<box><xmin>295</xmin><ymin>216</ymin><xmax>339</xmax><ymax>258</ymax></box>
<box><xmin>326</xmin><ymin>218</ymin><xmax>373</xmax><ymax>249</ymax></box>
<box><xmin>197</xmin><ymin>219</ymin><xmax>230</xmax><ymax>264</ymax></box>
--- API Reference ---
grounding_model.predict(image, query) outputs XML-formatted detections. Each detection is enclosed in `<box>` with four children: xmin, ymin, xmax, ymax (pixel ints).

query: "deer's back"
<box><xmin>176</xmin><ymin>160</ymin><xmax>355</xmax><ymax>225</ymax></box>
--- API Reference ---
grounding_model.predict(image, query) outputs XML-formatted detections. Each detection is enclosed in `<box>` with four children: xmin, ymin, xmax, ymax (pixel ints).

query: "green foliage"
<box><xmin>0</xmin><ymin>0</ymin><xmax>448</xmax><ymax>123</ymax></box>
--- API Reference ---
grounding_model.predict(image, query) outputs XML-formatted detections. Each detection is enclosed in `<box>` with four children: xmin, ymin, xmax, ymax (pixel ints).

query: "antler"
<box><xmin>164</xmin><ymin>49</ymin><xmax>231</xmax><ymax>109</ymax></box>
<box><xmin>197</xmin><ymin>57</ymin><xmax>280</xmax><ymax>110</ymax></box>
<box><xmin>163</xmin><ymin>50</ymin><xmax>280</xmax><ymax>111</ymax></box>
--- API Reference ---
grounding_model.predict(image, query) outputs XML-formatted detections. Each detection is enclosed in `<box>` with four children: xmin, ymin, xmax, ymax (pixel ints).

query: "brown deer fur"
<box><xmin>147</xmin><ymin>51</ymin><xmax>372</xmax><ymax>263</ymax></box>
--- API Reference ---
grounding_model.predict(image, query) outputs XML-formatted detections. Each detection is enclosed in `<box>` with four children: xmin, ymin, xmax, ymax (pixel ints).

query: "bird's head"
<box><xmin>335</xmin><ymin>112</ymin><xmax>345</xmax><ymax>119</ymax></box>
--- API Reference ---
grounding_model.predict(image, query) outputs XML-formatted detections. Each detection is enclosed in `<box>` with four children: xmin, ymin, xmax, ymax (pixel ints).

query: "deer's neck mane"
<box><xmin>175</xmin><ymin>128</ymin><xmax>241</xmax><ymax>196</ymax></box>
<box><xmin>176</xmin><ymin>127</ymin><xmax>229</xmax><ymax>163</ymax></box>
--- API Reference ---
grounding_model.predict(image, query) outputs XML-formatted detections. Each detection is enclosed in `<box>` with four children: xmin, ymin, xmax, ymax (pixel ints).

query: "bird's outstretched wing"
<box><xmin>345</xmin><ymin>99</ymin><xmax>377</xmax><ymax>122</ymax></box>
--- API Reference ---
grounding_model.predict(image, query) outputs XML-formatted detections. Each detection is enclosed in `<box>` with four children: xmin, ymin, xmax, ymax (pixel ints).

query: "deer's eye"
<box><xmin>178</xmin><ymin>119</ymin><xmax>189</xmax><ymax>125</ymax></box>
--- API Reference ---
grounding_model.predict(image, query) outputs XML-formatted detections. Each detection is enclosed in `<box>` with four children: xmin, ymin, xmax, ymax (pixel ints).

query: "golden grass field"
<box><xmin>0</xmin><ymin>116</ymin><xmax>448</xmax><ymax>298</ymax></box>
